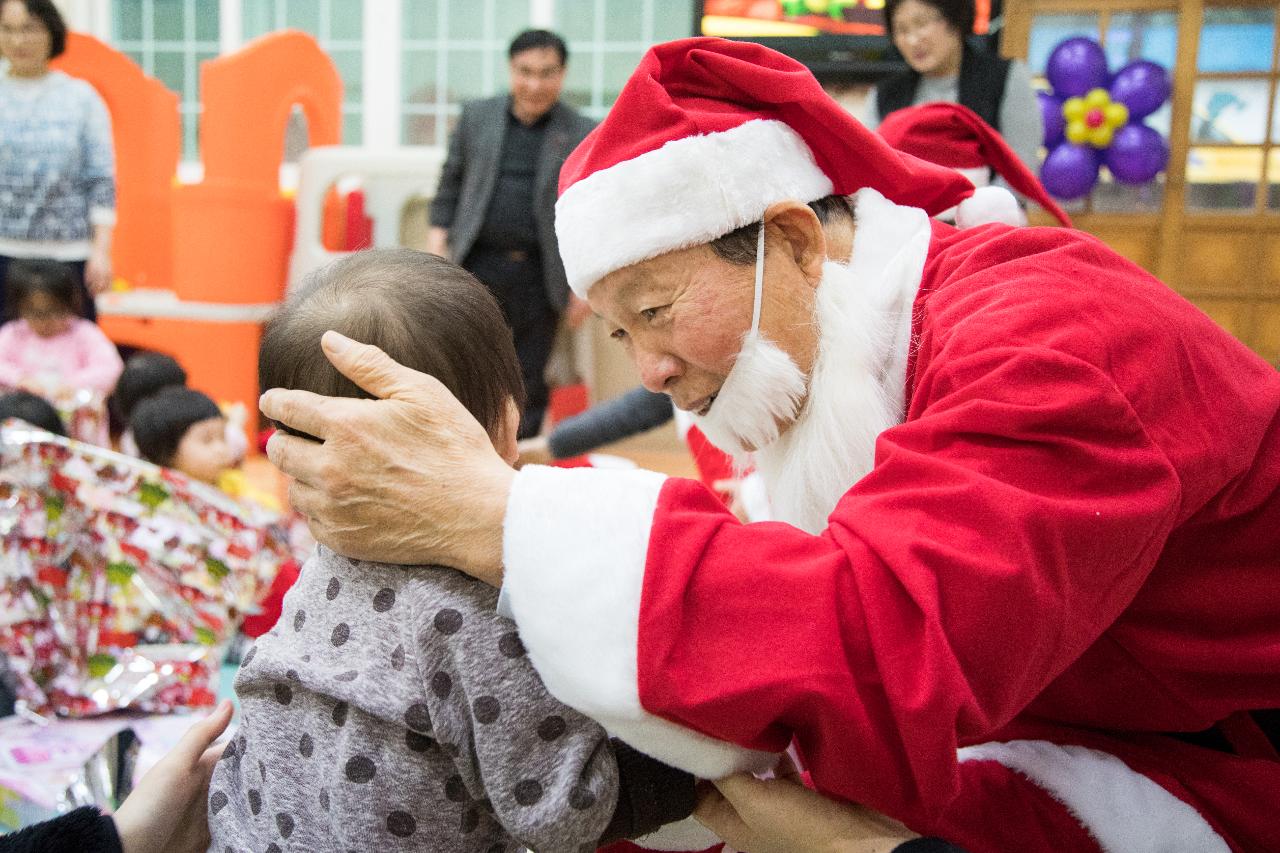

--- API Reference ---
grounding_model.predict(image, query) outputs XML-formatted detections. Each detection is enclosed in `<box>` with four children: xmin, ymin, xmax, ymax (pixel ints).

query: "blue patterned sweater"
<box><xmin>0</xmin><ymin>70</ymin><xmax>115</xmax><ymax>253</ymax></box>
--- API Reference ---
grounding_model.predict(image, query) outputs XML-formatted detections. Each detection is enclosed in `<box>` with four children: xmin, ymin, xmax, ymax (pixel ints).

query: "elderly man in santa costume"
<box><xmin>262</xmin><ymin>38</ymin><xmax>1280</xmax><ymax>852</ymax></box>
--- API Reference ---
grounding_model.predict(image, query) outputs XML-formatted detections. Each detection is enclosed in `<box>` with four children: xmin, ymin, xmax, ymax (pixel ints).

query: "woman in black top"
<box><xmin>872</xmin><ymin>0</ymin><xmax>1043</xmax><ymax>183</ymax></box>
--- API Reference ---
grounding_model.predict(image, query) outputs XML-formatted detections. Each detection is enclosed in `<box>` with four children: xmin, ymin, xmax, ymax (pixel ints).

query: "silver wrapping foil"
<box><xmin>0</xmin><ymin>423</ymin><xmax>290</xmax><ymax>716</ymax></box>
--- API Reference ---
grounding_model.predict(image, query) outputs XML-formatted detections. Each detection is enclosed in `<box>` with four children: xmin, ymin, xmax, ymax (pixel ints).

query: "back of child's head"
<box><xmin>0</xmin><ymin>391</ymin><xmax>66</xmax><ymax>436</ymax></box>
<box><xmin>131</xmin><ymin>385</ymin><xmax>222</xmax><ymax>468</ymax></box>
<box><xmin>5</xmin><ymin>259</ymin><xmax>81</xmax><ymax>322</ymax></box>
<box><xmin>260</xmin><ymin>248</ymin><xmax>525</xmax><ymax>440</ymax></box>
<box><xmin>113</xmin><ymin>352</ymin><xmax>188</xmax><ymax>423</ymax></box>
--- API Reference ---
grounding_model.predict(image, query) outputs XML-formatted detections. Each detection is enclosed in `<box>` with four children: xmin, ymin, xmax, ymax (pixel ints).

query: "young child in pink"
<box><xmin>0</xmin><ymin>259</ymin><xmax>122</xmax><ymax>395</ymax></box>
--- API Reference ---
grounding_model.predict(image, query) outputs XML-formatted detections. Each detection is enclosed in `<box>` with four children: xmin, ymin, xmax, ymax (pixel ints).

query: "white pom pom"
<box><xmin>955</xmin><ymin>185</ymin><xmax>1026</xmax><ymax>228</ymax></box>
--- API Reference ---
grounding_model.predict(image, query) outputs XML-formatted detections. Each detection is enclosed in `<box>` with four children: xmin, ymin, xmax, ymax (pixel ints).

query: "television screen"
<box><xmin>699</xmin><ymin>0</ymin><xmax>992</xmax><ymax>39</ymax></box>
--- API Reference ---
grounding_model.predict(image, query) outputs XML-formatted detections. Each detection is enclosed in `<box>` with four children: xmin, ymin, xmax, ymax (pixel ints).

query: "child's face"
<box><xmin>21</xmin><ymin>293</ymin><xmax>72</xmax><ymax>338</ymax></box>
<box><xmin>173</xmin><ymin>417</ymin><xmax>234</xmax><ymax>484</ymax></box>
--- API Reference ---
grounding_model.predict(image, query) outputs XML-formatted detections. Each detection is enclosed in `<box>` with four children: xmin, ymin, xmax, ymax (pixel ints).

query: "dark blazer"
<box><xmin>429</xmin><ymin>95</ymin><xmax>596</xmax><ymax>312</ymax></box>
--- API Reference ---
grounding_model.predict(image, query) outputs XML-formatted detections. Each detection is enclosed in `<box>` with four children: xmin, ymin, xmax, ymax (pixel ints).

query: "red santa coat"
<box><xmin>501</xmin><ymin>199</ymin><xmax>1280</xmax><ymax>851</ymax></box>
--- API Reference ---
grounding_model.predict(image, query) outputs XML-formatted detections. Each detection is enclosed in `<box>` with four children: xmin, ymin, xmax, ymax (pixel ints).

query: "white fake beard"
<box><xmin>752</xmin><ymin>260</ymin><xmax>901</xmax><ymax>533</ymax></box>
<box><xmin>690</xmin><ymin>329</ymin><xmax>807</xmax><ymax>464</ymax></box>
<box><xmin>690</xmin><ymin>260</ymin><xmax>901</xmax><ymax>533</ymax></box>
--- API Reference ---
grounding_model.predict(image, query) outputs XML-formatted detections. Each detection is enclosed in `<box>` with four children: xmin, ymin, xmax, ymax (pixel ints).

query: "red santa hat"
<box><xmin>878</xmin><ymin>102</ymin><xmax>1073</xmax><ymax>229</ymax></box>
<box><xmin>554</xmin><ymin>37</ymin><xmax>978</xmax><ymax>298</ymax></box>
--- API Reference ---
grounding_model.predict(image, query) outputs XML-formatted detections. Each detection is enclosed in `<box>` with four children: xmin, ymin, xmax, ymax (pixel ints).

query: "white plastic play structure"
<box><xmin>287</xmin><ymin>145</ymin><xmax>446</xmax><ymax>291</ymax></box>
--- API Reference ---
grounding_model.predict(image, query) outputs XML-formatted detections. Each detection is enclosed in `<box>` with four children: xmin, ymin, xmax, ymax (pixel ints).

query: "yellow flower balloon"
<box><xmin>1062</xmin><ymin>88</ymin><xmax>1130</xmax><ymax>149</ymax></box>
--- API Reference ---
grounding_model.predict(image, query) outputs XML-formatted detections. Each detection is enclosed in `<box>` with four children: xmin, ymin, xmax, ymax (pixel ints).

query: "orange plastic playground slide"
<box><xmin>52</xmin><ymin>31</ymin><xmax>342</xmax><ymax>447</ymax></box>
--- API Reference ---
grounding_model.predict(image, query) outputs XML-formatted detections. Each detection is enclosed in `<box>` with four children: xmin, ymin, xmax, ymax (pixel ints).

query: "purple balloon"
<box><xmin>1040</xmin><ymin>92</ymin><xmax>1065</xmax><ymax>148</ymax></box>
<box><xmin>1041</xmin><ymin>143</ymin><xmax>1101</xmax><ymax>200</ymax></box>
<box><xmin>1104</xmin><ymin>123</ymin><xmax>1170</xmax><ymax>184</ymax></box>
<box><xmin>1046</xmin><ymin>37</ymin><xmax>1109</xmax><ymax>98</ymax></box>
<box><xmin>1108</xmin><ymin>60</ymin><xmax>1171</xmax><ymax>120</ymax></box>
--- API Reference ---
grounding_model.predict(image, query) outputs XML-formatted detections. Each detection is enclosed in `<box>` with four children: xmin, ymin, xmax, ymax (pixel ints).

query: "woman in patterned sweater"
<box><xmin>0</xmin><ymin>0</ymin><xmax>114</xmax><ymax>321</ymax></box>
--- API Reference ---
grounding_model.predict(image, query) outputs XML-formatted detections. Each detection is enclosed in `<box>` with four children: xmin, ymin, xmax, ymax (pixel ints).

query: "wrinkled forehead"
<box><xmin>586</xmin><ymin>262</ymin><xmax>656</xmax><ymax>315</ymax></box>
<box><xmin>588</xmin><ymin>242</ymin><xmax>724</xmax><ymax>311</ymax></box>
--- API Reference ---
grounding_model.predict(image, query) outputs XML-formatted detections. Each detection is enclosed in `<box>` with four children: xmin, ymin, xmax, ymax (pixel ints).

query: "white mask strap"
<box><xmin>750</xmin><ymin>222</ymin><xmax>765</xmax><ymax>336</ymax></box>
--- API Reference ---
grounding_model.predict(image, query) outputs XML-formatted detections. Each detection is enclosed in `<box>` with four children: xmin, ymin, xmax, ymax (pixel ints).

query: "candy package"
<box><xmin>0</xmin><ymin>422</ymin><xmax>290</xmax><ymax>716</ymax></box>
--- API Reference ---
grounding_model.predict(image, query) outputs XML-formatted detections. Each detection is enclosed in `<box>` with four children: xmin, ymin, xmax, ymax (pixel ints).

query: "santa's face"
<box><xmin>589</xmin><ymin>203</ymin><xmax>842</xmax><ymax>444</ymax></box>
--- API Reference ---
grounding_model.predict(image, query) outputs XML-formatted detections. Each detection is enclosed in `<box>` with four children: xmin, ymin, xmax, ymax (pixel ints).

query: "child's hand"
<box><xmin>113</xmin><ymin>699</ymin><xmax>233</xmax><ymax>853</ymax></box>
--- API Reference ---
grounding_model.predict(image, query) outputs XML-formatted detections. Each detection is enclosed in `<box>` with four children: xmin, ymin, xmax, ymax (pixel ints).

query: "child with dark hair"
<box><xmin>113</xmin><ymin>351</ymin><xmax>253</xmax><ymax>469</ymax></box>
<box><xmin>129</xmin><ymin>377</ymin><xmax>293</xmax><ymax>642</ymax></box>
<box><xmin>211</xmin><ymin>248</ymin><xmax>700</xmax><ymax>853</ymax></box>
<box><xmin>130</xmin><ymin>385</ymin><xmax>234</xmax><ymax>486</ymax></box>
<box><xmin>0</xmin><ymin>389</ymin><xmax>65</xmax><ymax>435</ymax></box>
<box><xmin>111</xmin><ymin>351</ymin><xmax>187</xmax><ymax>425</ymax></box>
<box><xmin>0</xmin><ymin>259</ymin><xmax>122</xmax><ymax>395</ymax></box>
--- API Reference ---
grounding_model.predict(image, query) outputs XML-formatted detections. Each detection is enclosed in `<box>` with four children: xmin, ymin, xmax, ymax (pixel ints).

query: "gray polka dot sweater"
<box><xmin>210</xmin><ymin>546</ymin><xmax>694</xmax><ymax>852</ymax></box>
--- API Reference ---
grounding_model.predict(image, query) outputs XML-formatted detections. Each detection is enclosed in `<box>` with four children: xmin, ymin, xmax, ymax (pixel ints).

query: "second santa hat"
<box><xmin>554</xmin><ymin>37</ymin><xmax>977</xmax><ymax>299</ymax></box>
<box><xmin>877</xmin><ymin>102</ymin><xmax>1073</xmax><ymax>229</ymax></box>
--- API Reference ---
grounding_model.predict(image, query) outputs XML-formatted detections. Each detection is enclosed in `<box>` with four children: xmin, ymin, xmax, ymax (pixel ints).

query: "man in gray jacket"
<box><xmin>428</xmin><ymin>30</ymin><xmax>596</xmax><ymax>438</ymax></box>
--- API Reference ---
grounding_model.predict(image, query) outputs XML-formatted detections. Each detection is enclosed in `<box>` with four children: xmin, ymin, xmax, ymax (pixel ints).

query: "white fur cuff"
<box><xmin>503</xmin><ymin>464</ymin><xmax>776</xmax><ymax>778</ymax></box>
<box><xmin>959</xmin><ymin>740</ymin><xmax>1228</xmax><ymax>853</ymax></box>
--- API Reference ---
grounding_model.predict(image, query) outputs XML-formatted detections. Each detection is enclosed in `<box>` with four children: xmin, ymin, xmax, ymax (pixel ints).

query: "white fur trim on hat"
<box><xmin>502</xmin><ymin>464</ymin><xmax>777</xmax><ymax>779</ymax></box>
<box><xmin>555</xmin><ymin>119</ymin><xmax>834</xmax><ymax>298</ymax></box>
<box><xmin>959</xmin><ymin>740</ymin><xmax>1229</xmax><ymax>853</ymax></box>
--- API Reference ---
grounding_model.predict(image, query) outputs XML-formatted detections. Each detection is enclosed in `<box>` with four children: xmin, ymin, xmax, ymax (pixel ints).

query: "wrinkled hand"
<box><xmin>85</xmin><ymin>249</ymin><xmax>112</xmax><ymax>295</ymax></box>
<box><xmin>695</xmin><ymin>766</ymin><xmax>919</xmax><ymax>853</ymax></box>
<box><xmin>113</xmin><ymin>699</ymin><xmax>232</xmax><ymax>853</ymax></box>
<box><xmin>260</xmin><ymin>331</ymin><xmax>514</xmax><ymax>583</ymax></box>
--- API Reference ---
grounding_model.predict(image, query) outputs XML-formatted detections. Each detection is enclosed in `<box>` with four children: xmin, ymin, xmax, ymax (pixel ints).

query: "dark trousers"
<box><xmin>0</xmin><ymin>255</ymin><xmax>97</xmax><ymax>322</ymax></box>
<box><xmin>463</xmin><ymin>246</ymin><xmax>558</xmax><ymax>439</ymax></box>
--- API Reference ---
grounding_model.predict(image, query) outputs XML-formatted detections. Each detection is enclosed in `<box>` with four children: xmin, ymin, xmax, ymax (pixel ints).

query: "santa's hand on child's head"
<box><xmin>263</xmin><ymin>330</ymin><xmax>514</xmax><ymax>580</ymax></box>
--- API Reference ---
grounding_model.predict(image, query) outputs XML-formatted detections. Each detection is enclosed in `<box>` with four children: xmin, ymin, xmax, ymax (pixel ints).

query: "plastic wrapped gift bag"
<box><xmin>0</xmin><ymin>421</ymin><xmax>290</xmax><ymax>716</ymax></box>
<box><xmin>50</xmin><ymin>387</ymin><xmax>110</xmax><ymax>448</ymax></box>
<box><xmin>0</xmin><ymin>386</ymin><xmax>111</xmax><ymax>448</ymax></box>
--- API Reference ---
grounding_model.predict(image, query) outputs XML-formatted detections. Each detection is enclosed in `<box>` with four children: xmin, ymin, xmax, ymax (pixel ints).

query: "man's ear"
<box><xmin>762</xmin><ymin>200</ymin><xmax>827</xmax><ymax>287</ymax></box>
